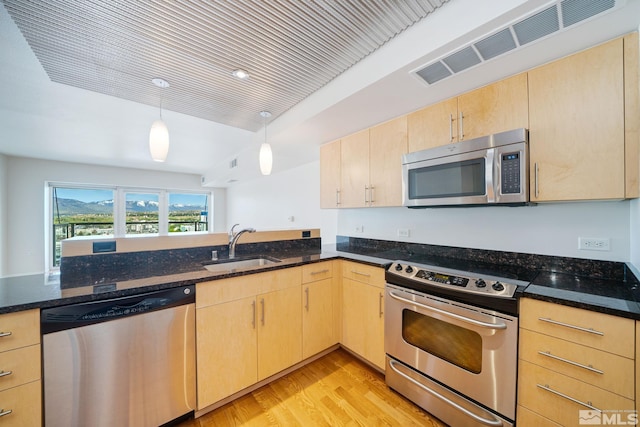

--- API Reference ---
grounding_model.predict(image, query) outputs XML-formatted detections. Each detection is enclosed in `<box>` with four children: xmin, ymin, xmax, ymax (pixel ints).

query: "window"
<box><xmin>49</xmin><ymin>184</ymin><xmax>212</xmax><ymax>269</ymax></box>
<box><xmin>125</xmin><ymin>192</ymin><xmax>160</xmax><ymax>235</ymax></box>
<box><xmin>168</xmin><ymin>193</ymin><xmax>208</xmax><ymax>233</ymax></box>
<box><xmin>51</xmin><ymin>187</ymin><xmax>115</xmax><ymax>267</ymax></box>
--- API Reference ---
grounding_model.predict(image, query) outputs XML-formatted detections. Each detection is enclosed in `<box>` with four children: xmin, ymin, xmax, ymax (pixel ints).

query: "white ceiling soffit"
<box><xmin>1</xmin><ymin>0</ymin><xmax>449</xmax><ymax>132</ymax></box>
<box><xmin>413</xmin><ymin>0</ymin><xmax>622</xmax><ymax>85</ymax></box>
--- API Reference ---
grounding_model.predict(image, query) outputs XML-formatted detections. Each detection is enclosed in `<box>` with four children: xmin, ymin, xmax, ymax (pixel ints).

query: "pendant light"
<box><xmin>149</xmin><ymin>78</ymin><xmax>170</xmax><ymax>162</ymax></box>
<box><xmin>259</xmin><ymin>111</ymin><xmax>273</xmax><ymax>175</ymax></box>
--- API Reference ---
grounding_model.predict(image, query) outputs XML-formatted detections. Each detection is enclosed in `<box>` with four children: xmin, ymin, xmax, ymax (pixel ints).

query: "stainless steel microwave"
<box><xmin>402</xmin><ymin>128</ymin><xmax>529</xmax><ymax>208</ymax></box>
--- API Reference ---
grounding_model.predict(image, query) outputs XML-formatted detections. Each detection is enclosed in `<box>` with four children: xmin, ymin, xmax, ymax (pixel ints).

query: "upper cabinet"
<box><xmin>528</xmin><ymin>36</ymin><xmax>636</xmax><ymax>202</ymax></box>
<box><xmin>320</xmin><ymin>139</ymin><xmax>341</xmax><ymax>208</ymax></box>
<box><xmin>321</xmin><ymin>32</ymin><xmax>639</xmax><ymax>207</ymax></box>
<box><xmin>321</xmin><ymin>117</ymin><xmax>408</xmax><ymax>209</ymax></box>
<box><xmin>340</xmin><ymin>129</ymin><xmax>371</xmax><ymax>208</ymax></box>
<box><xmin>407</xmin><ymin>74</ymin><xmax>528</xmax><ymax>152</ymax></box>
<box><xmin>369</xmin><ymin>116</ymin><xmax>408</xmax><ymax>207</ymax></box>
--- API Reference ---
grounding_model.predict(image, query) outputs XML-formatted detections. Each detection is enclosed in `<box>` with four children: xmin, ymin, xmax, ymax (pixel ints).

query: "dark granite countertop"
<box><xmin>0</xmin><ymin>247</ymin><xmax>392</xmax><ymax>315</ymax></box>
<box><xmin>2</xmin><ymin>236</ymin><xmax>639</xmax><ymax>321</ymax></box>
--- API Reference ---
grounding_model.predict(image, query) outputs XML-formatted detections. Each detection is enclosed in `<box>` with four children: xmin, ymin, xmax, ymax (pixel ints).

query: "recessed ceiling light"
<box><xmin>231</xmin><ymin>69</ymin><xmax>250</xmax><ymax>80</ymax></box>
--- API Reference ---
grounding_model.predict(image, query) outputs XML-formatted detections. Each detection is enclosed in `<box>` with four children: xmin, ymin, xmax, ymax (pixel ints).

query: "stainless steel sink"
<box><xmin>203</xmin><ymin>256</ymin><xmax>281</xmax><ymax>273</ymax></box>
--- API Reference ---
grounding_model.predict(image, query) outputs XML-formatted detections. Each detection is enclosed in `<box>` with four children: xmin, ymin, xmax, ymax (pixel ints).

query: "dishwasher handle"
<box><xmin>41</xmin><ymin>285</ymin><xmax>195</xmax><ymax>334</ymax></box>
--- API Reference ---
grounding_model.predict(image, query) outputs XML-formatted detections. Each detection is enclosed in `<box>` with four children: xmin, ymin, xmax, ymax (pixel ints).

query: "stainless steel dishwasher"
<box><xmin>41</xmin><ymin>285</ymin><xmax>196</xmax><ymax>427</ymax></box>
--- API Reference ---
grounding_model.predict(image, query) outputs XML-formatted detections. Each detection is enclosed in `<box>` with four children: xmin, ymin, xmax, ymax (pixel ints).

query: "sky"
<box><xmin>55</xmin><ymin>187</ymin><xmax>207</xmax><ymax>206</ymax></box>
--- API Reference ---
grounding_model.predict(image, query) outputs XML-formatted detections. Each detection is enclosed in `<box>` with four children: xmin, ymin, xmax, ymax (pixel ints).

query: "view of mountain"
<box><xmin>53</xmin><ymin>198</ymin><xmax>205</xmax><ymax>215</ymax></box>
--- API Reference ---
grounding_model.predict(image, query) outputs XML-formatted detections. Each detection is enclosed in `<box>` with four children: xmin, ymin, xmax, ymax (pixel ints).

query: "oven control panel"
<box><xmin>388</xmin><ymin>262</ymin><xmax>519</xmax><ymax>298</ymax></box>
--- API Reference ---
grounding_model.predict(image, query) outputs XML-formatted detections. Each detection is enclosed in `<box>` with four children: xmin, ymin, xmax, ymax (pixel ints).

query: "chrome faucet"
<box><xmin>228</xmin><ymin>224</ymin><xmax>256</xmax><ymax>259</ymax></box>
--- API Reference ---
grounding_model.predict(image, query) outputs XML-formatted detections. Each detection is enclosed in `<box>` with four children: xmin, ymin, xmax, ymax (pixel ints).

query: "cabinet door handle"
<box><xmin>351</xmin><ymin>270</ymin><xmax>371</xmax><ymax>277</ymax></box>
<box><xmin>0</xmin><ymin>409</ymin><xmax>12</xmax><ymax>418</ymax></box>
<box><xmin>261</xmin><ymin>298</ymin><xmax>265</xmax><ymax>326</ymax></box>
<box><xmin>310</xmin><ymin>269</ymin><xmax>329</xmax><ymax>275</ymax></box>
<box><xmin>538</xmin><ymin>317</ymin><xmax>604</xmax><ymax>336</ymax></box>
<box><xmin>534</xmin><ymin>162</ymin><xmax>539</xmax><ymax>198</ymax></box>
<box><xmin>369</xmin><ymin>186</ymin><xmax>374</xmax><ymax>206</ymax></box>
<box><xmin>305</xmin><ymin>287</ymin><xmax>310</xmax><ymax>312</ymax></box>
<box><xmin>364</xmin><ymin>185</ymin><xmax>369</xmax><ymax>204</ymax></box>
<box><xmin>251</xmin><ymin>300</ymin><xmax>256</xmax><ymax>329</ymax></box>
<box><xmin>537</xmin><ymin>384</ymin><xmax>601</xmax><ymax>412</ymax></box>
<box><xmin>0</xmin><ymin>371</ymin><xmax>12</xmax><ymax>379</ymax></box>
<box><xmin>459</xmin><ymin>111</ymin><xmax>464</xmax><ymax>140</ymax></box>
<box><xmin>449</xmin><ymin>114</ymin><xmax>454</xmax><ymax>142</ymax></box>
<box><xmin>538</xmin><ymin>351</ymin><xmax>604</xmax><ymax>374</ymax></box>
<box><xmin>0</xmin><ymin>332</ymin><xmax>12</xmax><ymax>338</ymax></box>
<box><xmin>379</xmin><ymin>292</ymin><xmax>383</xmax><ymax>317</ymax></box>
<box><xmin>336</xmin><ymin>189</ymin><xmax>340</xmax><ymax>206</ymax></box>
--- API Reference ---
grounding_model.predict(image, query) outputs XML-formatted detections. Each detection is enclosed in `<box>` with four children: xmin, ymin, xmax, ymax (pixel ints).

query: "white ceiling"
<box><xmin>1</xmin><ymin>0</ymin><xmax>639</xmax><ymax>187</ymax></box>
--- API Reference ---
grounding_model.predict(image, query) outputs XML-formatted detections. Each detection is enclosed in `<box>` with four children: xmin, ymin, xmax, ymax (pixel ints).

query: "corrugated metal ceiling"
<box><xmin>2</xmin><ymin>0</ymin><xmax>449</xmax><ymax>131</ymax></box>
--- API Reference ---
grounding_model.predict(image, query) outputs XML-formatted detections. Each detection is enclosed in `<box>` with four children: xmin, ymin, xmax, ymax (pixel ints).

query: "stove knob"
<box><xmin>405</xmin><ymin>266</ymin><xmax>414</xmax><ymax>274</ymax></box>
<box><xmin>395</xmin><ymin>263</ymin><xmax>403</xmax><ymax>271</ymax></box>
<box><xmin>475</xmin><ymin>279</ymin><xmax>486</xmax><ymax>288</ymax></box>
<box><xmin>492</xmin><ymin>282</ymin><xmax>505</xmax><ymax>291</ymax></box>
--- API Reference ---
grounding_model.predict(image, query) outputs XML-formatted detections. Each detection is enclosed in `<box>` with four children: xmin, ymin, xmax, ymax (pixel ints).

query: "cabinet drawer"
<box><xmin>519</xmin><ymin>329</ymin><xmax>633</xmax><ymax>399</ymax></box>
<box><xmin>0</xmin><ymin>310</ymin><xmax>39</xmax><ymax>353</ymax></box>
<box><xmin>520</xmin><ymin>298</ymin><xmax>634</xmax><ymax>358</ymax></box>
<box><xmin>0</xmin><ymin>380</ymin><xmax>41</xmax><ymax>426</ymax></box>
<box><xmin>342</xmin><ymin>261</ymin><xmax>385</xmax><ymax>288</ymax></box>
<box><xmin>517</xmin><ymin>405</ymin><xmax>561</xmax><ymax>427</ymax></box>
<box><xmin>197</xmin><ymin>267</ymin><xmax>302</xmax><ymax>308</ymax></box>
<box><xmin>302</xmin><ymin>261</ymin><xmax>333</xmax><ymax>283</ymax></box>
<box><xmin>518</xmin><ymin>360</ymin><xmax>635</xmax><ymax>426</ymax></box>
<box><xmin>0</xmin><ymin>345</ymin><xmax>41</xmax><ymax>393</ymax></box>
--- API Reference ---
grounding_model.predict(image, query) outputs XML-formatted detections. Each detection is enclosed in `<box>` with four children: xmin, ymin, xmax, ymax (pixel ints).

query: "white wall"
<box><xmin>226</xmin><ymin>161</ymin><xmax>324</xmax><ymax>235</ymax></box>
<box><xmin>4</xmin><ymin>156</ymin><xmax>226</xmax><ymax>276</ymax></box>
<box><xmin>225</xmin><ymin>164</ymin><xmax>632</xmax><ymax>262</ymax></box>
<box><xmin>338</xmin><ymin>202</ymin><xmax>630</xmax><ymax>262</ymax></box>
<box><xmin>0</xmin><ymin>154</ymin><xmax>7</xmax><ymax>276</ymax></box>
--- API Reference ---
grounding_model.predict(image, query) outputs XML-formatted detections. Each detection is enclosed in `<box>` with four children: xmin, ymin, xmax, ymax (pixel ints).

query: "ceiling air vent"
<box><xmin>513</xmin><ymin>6</ymin><xmax>559</xmax><ymax>46</ymax></box>
<box><xmin>413</xmin><ymin>0</ymin><xmax>621</xmax><ymax>86</ymax></box>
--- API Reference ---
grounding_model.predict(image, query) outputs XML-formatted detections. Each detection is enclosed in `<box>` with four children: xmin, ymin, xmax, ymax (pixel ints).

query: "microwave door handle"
<box><xmin>485</xmin><ymin>149</ymin><xmax>495</xmax><ymax>203</ymax></box>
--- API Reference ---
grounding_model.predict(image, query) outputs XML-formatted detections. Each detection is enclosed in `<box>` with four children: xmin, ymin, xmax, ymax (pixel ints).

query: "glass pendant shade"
<box><xmin>149</xmin><ymin>119</ymin><xmax>169</xmax><ymax>162</ymax></box>
<box><xmin>259</xmin><ymin>142</ymin><xmax>273</xmax><ymax>175</ymax></box>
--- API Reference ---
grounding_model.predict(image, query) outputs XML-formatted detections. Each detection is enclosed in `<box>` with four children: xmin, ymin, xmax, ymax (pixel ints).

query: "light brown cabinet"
<box><xmin>341</xmin><ymin>261</ymin><xmax>385</xmax><ymax>370</ymax></box>
<box><xmin>320</xmin><ymin>139</ymin><xmax>341</xmax><ymax>208</ymax></box>
<box><xmin>340</xmin><ymin>129</ymin><xmax>370</xmax><ymax>208</ymax></box>
<box><xmin>407</xmin><ymin>73</ymin><xmax>528</xmax><ymax>152</ymax></box>
<box><xmin>302</xmin><ymin>261</ymin><xmax>338</xmax><ymax>358</ymax></box>
<box><xmin>0</xmin><ymin>309</ymin><xmax>41</xmax><ymax>426</ymax></box>
<box><xmin>321</xmin><ymin>116</ymin><xmax>407</xmax><ymax>208</ymax></box>
<box><xmin>517</xmin><ymin>298</ymin><xmax>635</xmax><ymax>425</ymax></box>
<box><xmin>528</xmin><ymin>35</ymin><xmax>637</xmax><ymax>201</ymax></box>
<box><xmin>196</xmin><ymin>268</ymin><xmax>302</xmax><ymax>409</ymax></box>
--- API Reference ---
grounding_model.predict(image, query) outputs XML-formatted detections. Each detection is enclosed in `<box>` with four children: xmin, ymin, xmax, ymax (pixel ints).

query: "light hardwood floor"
<box><xmin>181</xmin><ymin>348</ymin><xmax>446</xmax><ymax>426</ymax></box>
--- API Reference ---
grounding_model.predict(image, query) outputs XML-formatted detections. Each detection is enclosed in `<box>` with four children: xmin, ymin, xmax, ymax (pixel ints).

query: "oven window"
<box><xmin>402</xmin><ymin>309</ymin><xmax>482</xmax><ymax>374</ymax></box>
<box><xmin>408</xmin><ymin>158</ymin><xmax>485</xmax><ymax>199</ymax></box>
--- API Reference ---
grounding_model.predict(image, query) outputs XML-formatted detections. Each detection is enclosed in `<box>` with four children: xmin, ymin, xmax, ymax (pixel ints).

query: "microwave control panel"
<box><xmin>501</xmin><ymin>152</ymin><xmax>521</xmax><ymax>194</ymax></box>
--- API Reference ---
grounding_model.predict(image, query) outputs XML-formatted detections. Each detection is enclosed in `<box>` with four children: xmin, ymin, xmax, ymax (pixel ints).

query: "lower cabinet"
<box><xmin>196</xmin><ymin>268</ymin><xmax>302</xmax><ymax>409</ymax></box>
<box><xmin>0</xmin><ymin>309</ymin><xmax>41</xmax><ymax>426</ymax></box>
<box><xmin>517</xmin><ymin>298</ymin><xmax>636</xmax><ymax>426</ymax></box>
<box><xmin>341</xmin><ymin>261</ymin><xmax>385</xmax><ymax>370</ymax></box>
<box><xmin>302</xmin><ymin>261</ymin><xmax>338</xmax><ymax>359</ymax></box>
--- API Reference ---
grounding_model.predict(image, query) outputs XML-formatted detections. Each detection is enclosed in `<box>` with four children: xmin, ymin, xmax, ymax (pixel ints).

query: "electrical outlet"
<box><xmin>397</xmin><ymin>228</ymin><xmax>410</xmax><ymax>238</ymax></box>
<box><xmin>355</xmin><ymin>225</ymin><xmax>364</xmax><ymax>233</ymax></box>
<box><xmin>578</xmin><ymin>237</ymin><xmax>610</xmax><ymax>251</ymax></box>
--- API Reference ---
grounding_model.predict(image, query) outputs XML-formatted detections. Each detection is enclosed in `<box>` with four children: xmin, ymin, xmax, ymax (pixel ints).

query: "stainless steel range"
<box><xmin>385</xmin><ymin>260</ymin><xmax>530</xmax><ymax>427</ymax></box>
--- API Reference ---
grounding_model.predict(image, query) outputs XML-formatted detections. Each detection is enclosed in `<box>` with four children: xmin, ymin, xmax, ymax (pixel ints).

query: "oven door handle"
<box><xmin>388</xmin><ymin>290</ymin><xmax>507</xmax><ymax>330</ymax></box>
<box><xmin>388</xmin><ymin>359</ymin><xmax>504</xmax><ymax>426</ymax></box>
